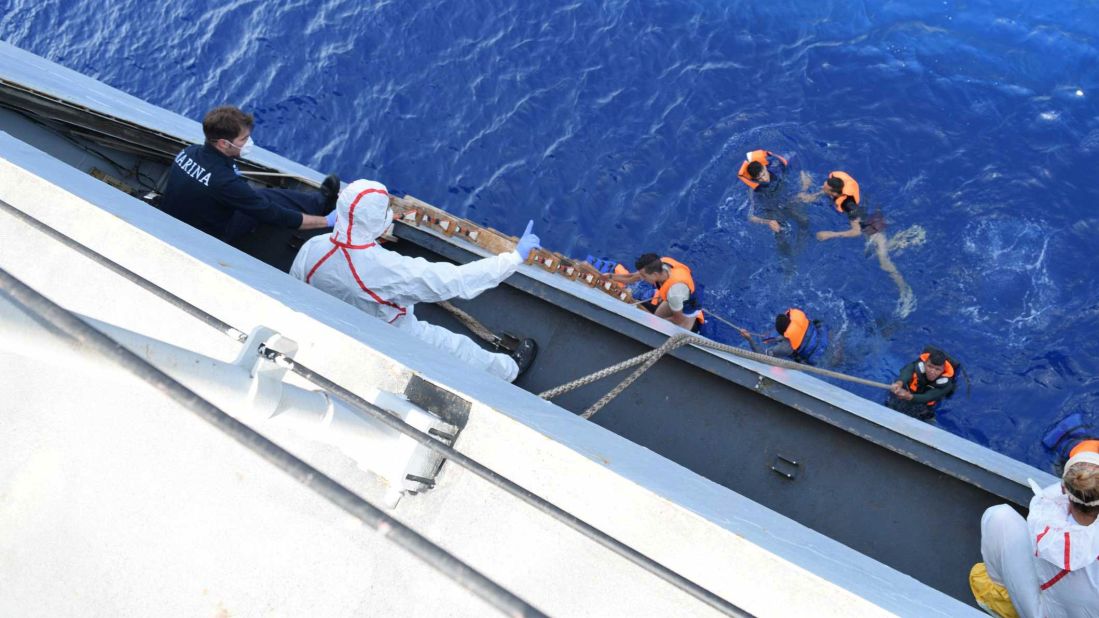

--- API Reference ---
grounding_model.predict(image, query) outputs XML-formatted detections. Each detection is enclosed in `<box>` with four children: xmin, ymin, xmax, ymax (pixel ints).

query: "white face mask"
<box><xmin>236</xmin><ymin>136</ymin><xmax>254</xmax><ymax>158</ymax></box>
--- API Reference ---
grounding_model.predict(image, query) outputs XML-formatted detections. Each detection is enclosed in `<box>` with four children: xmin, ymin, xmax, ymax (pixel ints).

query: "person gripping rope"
<box><xmin>161</xmin><ymin>105</ymin><xmax>338</xmax><ymax>243</ymax></box>
<box><xmin>971</xmin><ymin>440</ymin><xmax>1099</xmax><ymax>617</ymax></box>
<box><xmin>740</xmin><ymin>308</ymin><xmax>828</xmax><ymax>365</ymax></box>
<box><xmin>613</xmin><ymin>254</ymin><xmax>704</xmax><ymax>331</ymax></box>
<box><xmin>886</xmin><ymin>347</ymin><xmax>958</xmax><ymax>422</ymax></box>
<box><xmin>289</xmin><ymin>179</ymin><xmax>539</xmax><ymax>382</ymax></box>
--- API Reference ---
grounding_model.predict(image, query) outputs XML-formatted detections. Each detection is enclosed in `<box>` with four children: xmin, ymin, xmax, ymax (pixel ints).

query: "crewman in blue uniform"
<box><xmin>161</xmin><ymin>105</ymin><xmax>338</xmax><ymax>243</ymax></box>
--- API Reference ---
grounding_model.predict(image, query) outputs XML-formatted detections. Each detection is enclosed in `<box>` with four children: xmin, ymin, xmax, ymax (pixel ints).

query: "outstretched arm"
<box><xmin>747</xmin><ymin>193</ymin><xmax>782</xmax><ymax>233</ymax></box>
<box><xmin>740</xmin><ymin>331</ymin><xmax>793</xmax><ymax>357</ymax></box>
<box><xmin>611</xmin><ymin>271</ymin><xmax>642</xmax><ymax>284</ymax></box>
<box><xmin>817</xmin><ymin>218</ymin><xmax>861</xmax><ymax>241</ymax></box>
<box><xmin>748</xmin><ymin>214</ymin><xmax>782</xmax><ymax>233</ymax></box>
<box><xmin>374</xmin><ymin>220</ymin><xmax>537</xmax><ymax>304</ymax></box>
<box><xmin>383</xmin><ymin>251</ymin><xmax>524</xmax><ymax>304</ymax></box>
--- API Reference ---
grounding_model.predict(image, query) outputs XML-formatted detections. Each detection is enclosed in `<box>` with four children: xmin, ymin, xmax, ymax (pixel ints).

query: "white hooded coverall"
<box><xmin>289</xmin><ymin>180</ymin><xmax>522</xmax><ymax>381</ymax></box>
<box><xmin>980</xmin><ymin>480</ymin><xmax>1099</xmax><ymax>617</ymax></box>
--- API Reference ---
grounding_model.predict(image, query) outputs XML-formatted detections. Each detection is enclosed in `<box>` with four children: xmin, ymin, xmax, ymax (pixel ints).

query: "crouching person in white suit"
<box><xmin>290</xmin><ymin>179</ymin><xmax>539</xmax><ymax>382</ymax></box>
<box><xmin>971</xmin><ymin>439</ymin><xmax>1099</xmax><ymax>617</ymax></box>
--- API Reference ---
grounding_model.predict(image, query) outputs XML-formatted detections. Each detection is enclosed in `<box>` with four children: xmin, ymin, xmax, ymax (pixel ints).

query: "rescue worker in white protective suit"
<box><xmin>290</xmin><ymin>179</ymin><xmax>540</xmax><ymax>382</ymax></box>
<box><xmin>971</xmin><ymin>439</ymin><xmax>1099</xmax><ymax>617</ymax></box>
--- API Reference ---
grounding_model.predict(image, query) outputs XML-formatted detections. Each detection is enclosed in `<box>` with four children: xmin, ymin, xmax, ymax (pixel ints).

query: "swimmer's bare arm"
<box><xmin>747</xmin><ymin>194</ymin><xmax>782</xmax><ymax>233</ymax></box>
<box><xmin>816</xmin><ymin>218</ymin><xmax>861</xmax><ymax>241</ymax></box>
<box><xmin>748</xmin><ymin>213</ymin><xmax>782</xmax><ymax>233</ymax></box>
<box><xmin>743</xmin><ymin>332</ymin><xmax>794</xmax><ymax>357</ymax></box>
<box><xmin>796</xmin><ymin>189</ymin><xmax>823</xmax><ymax>203</ymax></box>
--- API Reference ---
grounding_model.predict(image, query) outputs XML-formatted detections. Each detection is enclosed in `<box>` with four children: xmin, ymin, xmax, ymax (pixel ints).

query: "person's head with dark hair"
<box><xmin>774</xmin><ymin>312</ymin><xmax>791</xmax><ymax>335</ymax></box>
<box><xmin>823</xmin><ymin>175</ymin><xmax>845</xmax><ymax>197</ymax></box>
<box><xmin>203</xmin><ymin>105</ymin><xmax>255</xmax><ymax>156</ymax></box>
<box><xmin>923</xmin><ymin>349</ymin><xmax>949</xmax><ymax>381</ymax></box>
<box><xmin>635</xmin><ymin>253</ymin><xmax>662</xmax><ymax>274</ymax></box>
<box><xmin>634</xmin><ymin>253</ymin><xmax>667</xmax><ymax>285</ymax></box>
<box><xmin>746</xmin><ymin>161</ymin><xmax>763</xmax><ymax>180</ymax></box>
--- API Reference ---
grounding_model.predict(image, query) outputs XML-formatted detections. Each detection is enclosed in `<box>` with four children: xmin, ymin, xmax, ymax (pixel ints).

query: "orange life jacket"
<box><xmin>828</xmin><ymin>171</ymin><xmax>860</xmax><ymax>213</ymax></box>
<box><xmin>784</xmin><ymin>308</ymin><xmax>810</xmax><ymax>351</ymax></box>
<box><xmin>908</xmin><ymin>352</ymin><xmax>956</xmax><ymax>406</ymax></box>
<box><xmin>1069</xmin><ymin>440</ymin><xmax>1099</xmax><ymax>458</ymax></box>
<box><xmin>737</xmin><ymin>150</ymin><xmax>788</xmax><ymax>190</ymax></box>
<box><xmin>650</xmin><ymin>257</ymin><xmax>698</xmax><ymax>310</ymax></box>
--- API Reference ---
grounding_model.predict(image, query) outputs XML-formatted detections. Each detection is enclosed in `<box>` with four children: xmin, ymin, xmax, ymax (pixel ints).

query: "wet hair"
<box><xmin>774</xmin><ymin>313</ymin><xmax>791</xmax><ymax>334</ymax></box>
<box><xmin>927</xmin><ymin>350</ymin><xmax>947</xmax><ymax>366</ymax></box>
<box><xmin>203</xmin><ymin>105</ymin><xmax>254</xmax><ymax>143</ymax></box>
<box><xmin>1064</xmin><ymin>461</ymin><xmax>1099</xmax><ymax>516</ymax></box>
<box><xmin>826</xmin><ymin>176</ymin><xmax>845</xmax><ymax>192</ymax></box>
<box><xmin>746</xmin><ymin>161</ymin><xmax>763</xmax><ymax>179</ymax></box>
<box><xmin>635</xmin><ymin>253</ymin><xmax>663</xmax><ymax>274</ymax></box>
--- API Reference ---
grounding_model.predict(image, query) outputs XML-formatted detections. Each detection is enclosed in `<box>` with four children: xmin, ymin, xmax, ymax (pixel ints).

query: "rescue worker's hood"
<box><xmin>1027</xmin><ymin>480</ymin><xmax>1099</xmax><ymax>572</ymax></box>
<box><xmin>332</xmin><ymin>179</ymin><xmax>390</xmax><ymax>247</ymax></box>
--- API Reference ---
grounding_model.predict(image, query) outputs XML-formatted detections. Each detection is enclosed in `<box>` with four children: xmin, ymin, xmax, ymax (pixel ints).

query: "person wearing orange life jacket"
<box><xmin>972</xmin><ymin>439</ymin><xmax>1099</xmax><ymax>618</ymax></box>
<box><xmin>614</xmin><ymin>253</ymin><xmax>704</xmax><ymax>331</ymax></box>
<box><xmin>735</xmin><ymin>150</ymin><xmax>810</xmax><ymax>241</ymax></box>
<box><xmin>886</xmin><ymin>347</ymin><xmax>958</xmax><ymax>422</ymax></box>
<box><xmin>814</xmin><ymin>170</ymin><xmax>916</xmax><ymax>318</ymax></box>
<box><xmin>737</xmin><ymin>150</ymin><xmax>788</xmax><ymax>192</ymax></box>
<box><xmin>814</xmin><ymin>171</ymin><xmax>886</xmax><ymax>240</ymax></box>
<box><xmin>740</xmin><ymin>308</ymin><xmax>828</xmax><ymax>365</ymax></box>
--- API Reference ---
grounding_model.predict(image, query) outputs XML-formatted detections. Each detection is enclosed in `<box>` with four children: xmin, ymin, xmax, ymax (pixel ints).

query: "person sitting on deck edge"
<box><xmin>613</xmin><ymin>254</ymin><xmax>704</xmax><ymax>332</ymax></box>
<box><xmin>971</xmin><ymin>439</ymin><xmax>1099</xmax><ymax>618</ymax></box>
<box><xmin>886</xmin><ymin>347</ymin><xmax>958</xmax><ymax>422</ymax></box>
<box><xmin>740</xmin><ymin>308</ymin><xmax>828</xmax><ymax>365</ymax></box>
<box><xmin>160</xmin><ymin>105</ymin><xmax>339</xmax><ymax>244</ymax></box>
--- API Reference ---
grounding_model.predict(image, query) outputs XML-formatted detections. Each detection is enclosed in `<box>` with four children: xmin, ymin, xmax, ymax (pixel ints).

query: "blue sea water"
<box><xmin>3</xmin><ymin>0</ymin><xmax>1099</xmax><ymax>470</ymax></box>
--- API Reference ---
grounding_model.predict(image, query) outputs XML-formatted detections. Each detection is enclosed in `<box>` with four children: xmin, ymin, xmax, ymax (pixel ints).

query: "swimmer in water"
<box><xmin>807</xmin><ymin>171</ymin><xmax>917</xmax><ymax>318</ymax></box>
<box><xmin>736</xmin><ymin>150</ymin><xmax>810</xmax><ymax>275</ymax></box>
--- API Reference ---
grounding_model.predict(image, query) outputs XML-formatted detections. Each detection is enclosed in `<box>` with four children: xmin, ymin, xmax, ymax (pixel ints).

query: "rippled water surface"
<box><xmin>4</xmin><ymin>0</ymin><xmax>1099</xmax><ymax>470</ymax></box>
